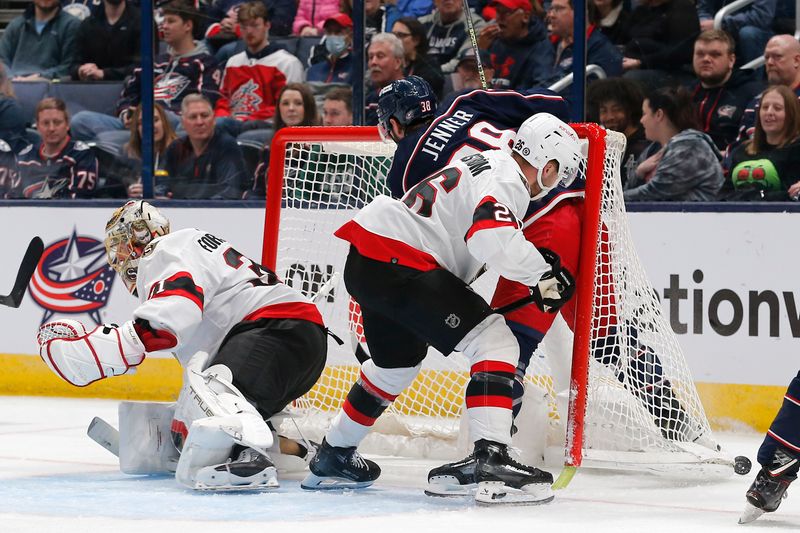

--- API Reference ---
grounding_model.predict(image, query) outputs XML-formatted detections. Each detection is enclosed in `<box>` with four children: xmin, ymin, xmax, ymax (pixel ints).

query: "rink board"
<box><xmin>0</xmin><ymin>204</ymin><xmax>799</xmax><ymax>432</ymax></box>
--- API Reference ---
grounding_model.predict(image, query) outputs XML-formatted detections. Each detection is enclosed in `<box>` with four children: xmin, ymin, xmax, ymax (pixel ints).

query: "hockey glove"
<box><xmin>37</xmin><ymin>319</ymin><xmax>146</xmax><ymax>387</ymax></box>
<box><xmin>530</xmin><ymin>248</ymin><xmax>575</xmax><ymax>314</ymax></box>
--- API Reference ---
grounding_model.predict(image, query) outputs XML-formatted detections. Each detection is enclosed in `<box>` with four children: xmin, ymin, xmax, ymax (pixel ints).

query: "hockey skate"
<box><xmin>193</xmin><ymin>445</ymin><xmax>279</xmax><ymax>490</ymax></box>
<box><xmin>739</xmin><ymin>447</ymin><xmax>799</xmax><ymax>524</ymax></box>
<box><xmin>472</xmin><ymin>439</ymin><xmax>554</xmax><ymax>506</ymax></box>
<box><xmin>425</xmin><ymin>453</ymin><xmax>477</xmax><ymax>497</ymax></box>
<box><xmin>300</xmin><ymin>438</ymin><xmax>381</xmax><ymax>490</ymax></box>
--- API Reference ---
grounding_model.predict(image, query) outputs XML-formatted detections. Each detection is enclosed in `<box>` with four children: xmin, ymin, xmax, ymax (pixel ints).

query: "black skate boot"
<box><xmin>425</xmin><ymin>453</ymin><xmax>477</xmax><ymax>497</ymax></box>
<box><xmin>740</xmin><ymin>447</ymin><xmax>799</xmax><ymax>524</ymax></box>
<box><xmin>472</xmin><ymin>439</ymin><xmax>554</xmax><ymax>506</ymax></box>
<box><xmin>194</xmin><ymin>445</ymin><xmax>279</xmax><ymax>490</ymax></box>
<box><xmin>300</xmin><ymin>438</ymin><xmax>381</xmax><ymax>490</ymax></box>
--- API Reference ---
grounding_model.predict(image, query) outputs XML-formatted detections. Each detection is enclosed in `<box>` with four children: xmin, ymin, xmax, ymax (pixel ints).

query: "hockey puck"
<box><xmin>734</xmin><ymin>455</ymin><xmax>752</xmax><ymax>475</ymax></box>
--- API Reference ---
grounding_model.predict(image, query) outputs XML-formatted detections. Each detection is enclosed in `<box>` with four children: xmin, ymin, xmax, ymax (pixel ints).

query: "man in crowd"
<box><xmin>439</xmin><ymin>48</ymin><xmax>495</xmax><ymax>107</ymax></box>
<box><xmin>214</xmin><ymin>1</ymin><xmax>303</xmax><ymax>137</ymax></box>
<box><xmin>365</xmin><ymin>33</ymin><xmax>406</xmax><ymax>125</ymax></box>
<box><xmin>70</xmin><ymin>0</ymin><xmax>140</xmax><ymax>81</ymax></box>
<box><xmin>420</xmin><ymin>0</ymin><xmax>486</xmax><ymax>74</ymax></box>
<box><xmin>0</xmin><ymin>0</ymin><xmax>80</xmax><ymax>80</ymax></box>
<box><xmin>734</xmin><ymin>34</ymin><xmax>800</xmax><ymax>146</ymax></box>
<box><xmin>15</xmin><ymin>98</ymin><xmax>99</xmax><ymax>199</ymax></box>
<box><xmin>587</xmin><ymin>77</ymin><xmax>649</xmax><ymax>186</ymax></box>
<box><xmin>545</xmin><ymin>0</ymin><xmax>622</xmax><ymax>87</ymax></box>
<box><xmin>307</xmin><ymin>14</ymin><xmax>354</xmax><ymax>85</ymax></box>
<box><xmin>689</xmin><ymin>29</ymin><xmax>764</xmax><ymax>151</ymax></box>
<box><xmin>322</xmin><ymin>87</ymin><xmax>354</xmax><ymax>127</ymax></box>
<box><xmin>163</xmin><ymin>94</ymin><xmax>246</xmax><ymax>199</ymax></box>
<box><xmin>478</xmin><ymin>0</ymin><xmax>553</xmax><ymax>91</ymax></box>
<box><xmin>70</xmin><ymin>0</ymin><xmax>221</xmax><ymax>141</ymax></box>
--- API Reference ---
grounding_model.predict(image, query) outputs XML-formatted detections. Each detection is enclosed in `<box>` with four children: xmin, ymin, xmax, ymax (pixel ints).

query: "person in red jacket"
<box><xmin>214</xmin><ymin>1</ymin><xmax>304</xmax><ymax>137</ymax></box>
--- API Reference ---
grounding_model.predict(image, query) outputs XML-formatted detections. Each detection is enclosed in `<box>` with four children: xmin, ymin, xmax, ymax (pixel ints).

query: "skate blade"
<box><xmin>424</xmin><ymin>481</ymin><xmax>477</xmax><ymax>498</ymax></box>
<box><xmin>194</xmin><ymin>466</ymin><xmax>279</xmax><ymax>491</ymax></box>
<box><xmin>738</xmin><ymin>501</ymin><xmax>765</xmax><ymax>524</ymax></box>
<box><xmin>300</xmin><ymin>472</ymin><xmax>376</xmax><ymax>491</ymax></box>
<box><xmin>474</xmin><ymin>481</ymin><xmax>554</xmax><ymax>506</ymax></box>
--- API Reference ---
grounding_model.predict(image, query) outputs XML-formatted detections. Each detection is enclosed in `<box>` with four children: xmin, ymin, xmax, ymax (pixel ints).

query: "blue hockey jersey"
<box><xmin>386</xmin><ymin>88</ymin><xmax>582</xmax><ymax>221</ymax></box>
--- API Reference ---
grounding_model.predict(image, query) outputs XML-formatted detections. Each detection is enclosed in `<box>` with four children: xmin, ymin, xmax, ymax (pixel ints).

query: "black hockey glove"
<box><xmin>530</xmin><ymin>248</ymin><xmax>575</xmax><ymax>314</ymax></box>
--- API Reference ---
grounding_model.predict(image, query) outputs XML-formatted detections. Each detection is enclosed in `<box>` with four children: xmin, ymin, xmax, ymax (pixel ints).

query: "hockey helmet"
<box><xmin>105</xmin><ymin>200</ymin><xmax>170</xmax><ymax>293</ymax></box>
<box><xmin>512</xmin><ymin>113</ymin><xmax>585</xmax><ymax>199</ymax></box>
<box><xmin>377</xmin><ymin>75</ymin><xmax>438</xmax><ymax>142</ymax></box>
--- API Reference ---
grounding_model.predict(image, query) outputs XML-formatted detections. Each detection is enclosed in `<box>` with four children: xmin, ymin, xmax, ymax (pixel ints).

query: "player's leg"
<box><xmin>396</xmin><ymin>268</ymin><xmax>553</xmax><ymax>504</ymax></box>
<box><xmin>303</xmin><ymin>248</ymin><xmax>429</xmax><ymax>489</ymax></box>
<box><xmin>741</xmin><ymin>371</ymin><xmax>800</xmax><ymax>523</ymax></box>
<box><xmin>190</xmin><ymin>318</ymin><xmax>328</xmax><ymax>489</ymax></box>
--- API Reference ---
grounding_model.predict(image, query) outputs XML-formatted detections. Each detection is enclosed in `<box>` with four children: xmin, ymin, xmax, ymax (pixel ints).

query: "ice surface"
<box><xmin>1</xmin><ymin>396</ymin><xmax>798</xmax><ymax>533</ymax></box>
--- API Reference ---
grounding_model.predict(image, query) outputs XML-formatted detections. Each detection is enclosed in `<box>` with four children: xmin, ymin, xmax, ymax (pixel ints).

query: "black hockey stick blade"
<box><xmin>0</xmin><ymin>237</ymin><xmax>44</xmax><ymax>308</ymax></box>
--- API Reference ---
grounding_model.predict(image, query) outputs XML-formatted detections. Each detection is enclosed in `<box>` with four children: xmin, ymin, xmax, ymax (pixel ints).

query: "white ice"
<box><xmin>1</xmin><ymin>396</ymin><xmax>797</xmax><ymax>533</ymax></box>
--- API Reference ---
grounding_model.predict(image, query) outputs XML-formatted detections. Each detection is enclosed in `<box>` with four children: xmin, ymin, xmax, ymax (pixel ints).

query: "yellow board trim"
<box><xmin>0</xmin><ymin>353</ymin><xmax>787</xmax><ymax>432</ymax></box>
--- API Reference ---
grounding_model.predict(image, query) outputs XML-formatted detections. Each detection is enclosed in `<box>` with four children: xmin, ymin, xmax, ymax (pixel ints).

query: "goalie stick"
<box><xmin>0</xmin><ymin>237</ymin><xmax>44</xmax><ymax>308</ymax></box>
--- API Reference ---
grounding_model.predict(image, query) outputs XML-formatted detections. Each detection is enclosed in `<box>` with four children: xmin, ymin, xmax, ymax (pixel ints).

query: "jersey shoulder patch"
<box><xmin>73</xmin><ymin>141</ymin><xmax>91</xmax><ymax>151</ymax></box>
<box><xmin>18</xmin><ymin>144</ymin><xmax>33</xmax><ymax>156</ymax></box>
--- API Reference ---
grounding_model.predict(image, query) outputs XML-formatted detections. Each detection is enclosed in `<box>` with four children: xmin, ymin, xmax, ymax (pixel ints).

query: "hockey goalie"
<box><xmin>36</xmin><ymin>200</ymin><xmax>327</xmax><ymax>490</ymax></box>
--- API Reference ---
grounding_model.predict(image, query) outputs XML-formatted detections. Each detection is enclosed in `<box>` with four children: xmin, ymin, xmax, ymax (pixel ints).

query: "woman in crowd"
<box><xmin>723</xmin><ymin>85</ymin><xmax>800</xmax><ymax>201</ymax></box>
<box><xmin>123</xmin><ymin>103</ymin><xmax>178</xmax><ymax>198</ymax></box>
<box><xmin>392</xmin><ymin>17</ymin><xmax>444</xmax><ymax>99</ymax></box>
<box><xmin>624</xmin><ymin>86</ymin><xmax>724</xmax><ymax>201</ymax></box>
<box><xmin>250</xmin><ymin>83</ymin><xmax>320</xmax><ymax>198</ymax></box>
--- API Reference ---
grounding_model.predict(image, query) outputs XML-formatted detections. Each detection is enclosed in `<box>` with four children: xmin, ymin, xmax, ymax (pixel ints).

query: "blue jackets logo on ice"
<box><xmin>29</xmin><ymin>230</ymin><xmax>116</xmax><ymax>325</ymax></box>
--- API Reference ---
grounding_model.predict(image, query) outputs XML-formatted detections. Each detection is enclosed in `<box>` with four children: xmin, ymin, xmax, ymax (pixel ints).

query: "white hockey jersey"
<box><xmin>335</xmin><ymin>150</ymin><xmax>550</xmax><ymax>286</ymax></box>
<box><xmin>132</xmin><ymin>228</ymin><xmax>323</xmax><ymax>366</ymax></box>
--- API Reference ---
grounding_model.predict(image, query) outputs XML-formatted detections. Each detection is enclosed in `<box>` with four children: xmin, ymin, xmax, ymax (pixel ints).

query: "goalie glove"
<box><xmin>37</xmin><ymin>319</ymin><xmax>146</xmax><ymax>387</ymax></box>
<box><xmin>530</xmin><ymin>248</ymin><xmax>575</xmax><ymax>314</ymax></box>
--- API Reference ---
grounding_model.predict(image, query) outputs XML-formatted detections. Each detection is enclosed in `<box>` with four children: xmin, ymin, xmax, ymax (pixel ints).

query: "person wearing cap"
<box><xmin>307</xmin><ymin>13</ymin><xmax>354</xmax><ymax>84</ymax></box>
<box><xmin>293</xmin><ymin>0</ymin><xmax>343</xmax><ymax>36</ymax></box>
<box><xmin>419</xmin><ymin>0</ymin><xmax>486</xmax><ymax>74</ymax></box>
<box><xmin>477</xmin><ymin>0</ymin><xmax>554</xmax><ymax>91</ymax></box>
<box><xmin>544</xmin><ymin>0</ymin><xmax>622</xmax><ymax>88</ymax></box>
<box><xmin>439</xmin><ymin>48</ymin><xmax>496</xmax><ymax>108</ymax></box>
<box><xmin>214</xmin><ymin>0</ymin><xmax>304</xmax><ymax>137</ymax></box>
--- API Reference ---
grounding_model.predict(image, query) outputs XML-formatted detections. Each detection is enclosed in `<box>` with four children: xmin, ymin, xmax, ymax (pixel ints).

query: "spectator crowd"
<box><xmin>0</xmin><ymin>0</ymin><xmax>799</xmax><ymax>202</ymax></box>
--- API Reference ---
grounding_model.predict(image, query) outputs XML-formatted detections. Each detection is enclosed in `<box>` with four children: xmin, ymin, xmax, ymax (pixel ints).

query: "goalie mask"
<box><xmin>512</xmin><ymin>113</ymin><xmax>586</xmax><ymax>200</ymax></box>
<box><xmin>105</xmin><ymin>200</ymin><xmax>170</xmax><ymax>293</ymax></box>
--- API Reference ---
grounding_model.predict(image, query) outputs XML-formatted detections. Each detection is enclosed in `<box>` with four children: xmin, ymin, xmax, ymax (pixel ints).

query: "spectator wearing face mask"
<box><xmin>307</xmin><ymin>14</ymin><xmax>354</xmax><ymax>84</ymax></box>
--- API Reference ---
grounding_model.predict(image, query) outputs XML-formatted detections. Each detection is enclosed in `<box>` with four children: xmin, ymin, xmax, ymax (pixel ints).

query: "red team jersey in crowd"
<box><xmin>133</xmin><ymin>228</ymin><xmax>323</xmax><ymax>364</ymax></box>
<box><xmin>215</xmin><ymin>45</ymin><xmax>304</xmax><ymax>121</ymax></box>
<box><xmin>335</xmin><ymin>150</ymin><xmax>550</xmax><ymax>287</ymax></box>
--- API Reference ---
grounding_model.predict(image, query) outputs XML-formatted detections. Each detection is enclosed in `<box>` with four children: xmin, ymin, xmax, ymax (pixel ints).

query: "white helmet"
<box><xmin>512</xmin><ymin>113</ymin><xmax>585</xmax><ymax>199</ymax></box>
<box><xmin>105</xmin><ymin>200</ymin><xmax>170</xmax><ymax>293</ymax></box>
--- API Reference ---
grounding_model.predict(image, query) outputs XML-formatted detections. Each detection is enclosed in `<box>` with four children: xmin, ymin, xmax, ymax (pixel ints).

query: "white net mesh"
<box><xmin>266</xmin><ymin>127</ymin><xmax>729</xmax><ymax>471</ymax></box>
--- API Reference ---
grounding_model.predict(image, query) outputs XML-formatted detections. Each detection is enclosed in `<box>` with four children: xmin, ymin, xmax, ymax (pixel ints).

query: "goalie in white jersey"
<box><xmin>301</xmin><ymin>114</ymin><xmax>584</xmax><ymax>506</ymax></box>
<box><xmin>37</xmin><ymin>201</ymin><xmax>328</xmax><ymax>490</ymax></box>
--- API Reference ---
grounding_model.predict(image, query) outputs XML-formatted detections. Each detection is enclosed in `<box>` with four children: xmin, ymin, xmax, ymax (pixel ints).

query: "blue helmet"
<box><xmin>377</xmin><ymin>76</ymin><xmax>437</xmax><ymax>141</ymax></box>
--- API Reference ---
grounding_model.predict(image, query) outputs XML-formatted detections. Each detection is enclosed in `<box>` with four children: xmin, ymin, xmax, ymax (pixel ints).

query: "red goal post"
<box><xmin>261</xmin><ymin>124</ymin><xmax>733</xmax><ymax>481</ymax></box>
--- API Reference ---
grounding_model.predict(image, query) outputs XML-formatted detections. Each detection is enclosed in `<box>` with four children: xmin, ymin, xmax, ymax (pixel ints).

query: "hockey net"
<box><xmin>261</xmin><ymin>125</ymin><xmax>732</xmax><ymax>476</ymax></box>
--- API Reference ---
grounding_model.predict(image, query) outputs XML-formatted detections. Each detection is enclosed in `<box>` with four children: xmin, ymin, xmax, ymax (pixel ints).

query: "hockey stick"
<box><xmin>0</xmin><ymin>237</ymin><xmax>44</xmax><ymax>308</ymax></box>
<box><xmin>87</xmin><ymin>416</ymin><xmax>120</xmax><ymax>457</ymax></box>
<box><xmin>462</xmin><ymin>0</ymin><xmax>489</xmax><ymax>90</ymax></box>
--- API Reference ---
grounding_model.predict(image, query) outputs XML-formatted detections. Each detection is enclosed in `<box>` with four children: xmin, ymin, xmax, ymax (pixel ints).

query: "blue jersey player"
<box><xmin>740</xmin><ymin>372</ymin><xmax>800</xmax><ymax>523</ymax></box>
<box><xmin>375</xmin><ymin>76</ymin><xmax>724</xmax><ymax>497</ymax></box>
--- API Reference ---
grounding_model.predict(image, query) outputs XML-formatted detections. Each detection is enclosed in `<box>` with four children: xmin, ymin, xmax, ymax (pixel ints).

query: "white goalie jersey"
<box><xmin>133</xmin><ymin>228</ymin><xmax>323</xmax><ymax>366</ymax></box>
<box><xmin>335</xmin><ymin>150</ymin><xmax>550</xmax><ymax>286</ymax></box>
